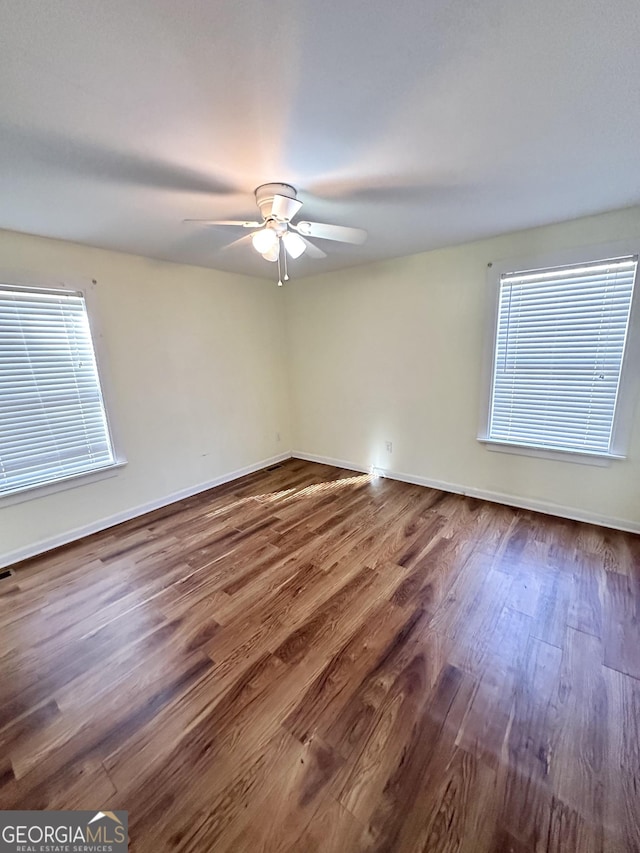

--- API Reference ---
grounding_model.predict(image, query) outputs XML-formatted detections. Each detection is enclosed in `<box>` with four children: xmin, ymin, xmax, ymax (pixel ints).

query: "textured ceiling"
<box><xmin>1</xmin><ymin>0</ymin><xmax>639</xmax><ymax>279</ymax></box>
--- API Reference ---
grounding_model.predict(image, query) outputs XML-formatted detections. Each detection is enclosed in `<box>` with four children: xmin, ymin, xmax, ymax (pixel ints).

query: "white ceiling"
<box><xmin>1</xmin><ymin>0</ymin><xmax>639</xmax><ymax>279</ymax></box>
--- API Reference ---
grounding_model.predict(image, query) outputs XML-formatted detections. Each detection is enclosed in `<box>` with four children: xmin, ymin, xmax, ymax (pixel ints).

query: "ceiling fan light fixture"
<box><xmin>185</xmin><ymin>183</ymin><xmax>366</xmax><ymax>285</ymax></box>
<box><xmin>262</xmin><ymin>244</ymin><xmax>279</xmax><ymax>262</ymax></box>
<box><xmin>251</xmin><ymin>227</ymin><xmax>278</xmax><ymax>254</ymax></box>
<box><xmin>282</xmin><ymin>231</ymin><xmax>306</xmax><ymax>259</ymax></box>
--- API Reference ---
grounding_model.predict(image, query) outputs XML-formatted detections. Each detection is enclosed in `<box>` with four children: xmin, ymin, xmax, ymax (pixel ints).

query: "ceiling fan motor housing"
<box><xmin>255</xmin><ymin>183</ymin><xmax>298</xmax><ymax>220</ymax></box>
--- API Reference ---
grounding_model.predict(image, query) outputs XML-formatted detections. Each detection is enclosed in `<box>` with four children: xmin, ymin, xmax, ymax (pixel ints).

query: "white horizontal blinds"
<box><xmin>489</xmin><ymin>256</ymin><xmax>637</xmax><ymax>454</ymax></box>
<box><xmin>0</xmin><ymin>285</ymin><xmax>115</xmax><ymax>495</ymax></box>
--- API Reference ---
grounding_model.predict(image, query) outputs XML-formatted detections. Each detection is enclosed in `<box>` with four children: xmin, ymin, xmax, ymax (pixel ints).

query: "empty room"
<box><xmin>1</xmin><ymin>1</ymin><xmax>639</xmax><ymax>851</ymax></box>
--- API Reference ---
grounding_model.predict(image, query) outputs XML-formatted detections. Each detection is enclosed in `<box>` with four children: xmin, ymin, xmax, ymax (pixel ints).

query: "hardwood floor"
<box><xmin>1</xmin><ymin>459</ymin><xmax>639</xmax><ymax>852</ymax></box>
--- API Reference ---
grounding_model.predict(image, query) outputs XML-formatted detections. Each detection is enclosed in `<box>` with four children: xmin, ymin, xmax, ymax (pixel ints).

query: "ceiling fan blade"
<box><xmin>300</xmin><ymin>237</ymin><xmax>327</xmax><ymax>259</ymax></box>
<box><xmin>184</xmin><ymin>219</ymin><xmax>262</xmax><ymax>227</ymax></box>
<box><xmin>271</xmin><ymin>194</ymin><xmax>303</xmax><ymax>221</ymax></box>
<box><xmin>220</xmin><ymin>233</ymin><xmax>256</xmax><ymax>251</ymax></box>
<box><xmin>0</xmin><ymin>122</ymin><xmax>241</xmax><ymax>196</ymax></box>
<box><xmin>294</xmin><ymin>221</ymin><xmax>367</xmax><ymax>245</ymax></box>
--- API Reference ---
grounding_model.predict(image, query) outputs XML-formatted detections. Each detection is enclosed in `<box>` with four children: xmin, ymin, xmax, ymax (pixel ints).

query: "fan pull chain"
<box><xmin>283</xmin><ymin>243</ymin><xmax>289</xmax><ymax>281</ymax></box>
<box><xmin>277</xmin><ymin>240</ymin><xmax>283</xmax><ymax>286</ymax></box>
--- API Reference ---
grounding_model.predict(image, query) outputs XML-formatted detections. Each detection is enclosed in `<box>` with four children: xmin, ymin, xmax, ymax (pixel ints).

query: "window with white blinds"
<box><xmin>487</xmin><ymin>255</ymin><xmax>637</xmax><ymax>455</ymax></box>
<box><xmin>0</xmin><ymin>284</ymin><xmax>116</xmax><ymax>496</ymax></box>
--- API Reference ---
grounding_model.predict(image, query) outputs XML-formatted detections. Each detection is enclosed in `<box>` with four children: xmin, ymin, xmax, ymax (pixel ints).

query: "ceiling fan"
<box><xmin>185</xmin><ymin>183</ymin><xmax>367</xmax><ymax>285</ymax></box>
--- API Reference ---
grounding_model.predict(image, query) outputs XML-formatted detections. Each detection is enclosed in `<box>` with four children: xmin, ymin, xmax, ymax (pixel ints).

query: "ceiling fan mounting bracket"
<box><xmin>265</xmin><ymin>219</ymin><xmax>287</xmax><ymax>236</ymax></box>
<box><xmin>255</xmin><ymin>183</ymin><xmax>298</xmax><ymax>220</ymax></box>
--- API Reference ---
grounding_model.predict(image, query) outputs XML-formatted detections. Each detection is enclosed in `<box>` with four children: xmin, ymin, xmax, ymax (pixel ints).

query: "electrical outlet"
<box><xmin>385</xmin><ymin>441</ymin><xmax>393</xmax><ymax>453</ymax></box>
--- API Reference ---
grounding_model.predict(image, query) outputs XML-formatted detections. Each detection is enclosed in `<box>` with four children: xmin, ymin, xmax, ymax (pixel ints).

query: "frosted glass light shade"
<box><xmin>282</xmin><ymin>231</ymin><xmax>306</xmax><ymax>259</ymax></box>
<box><xmin>252</xmin><ymin>228</ymin><xmax>278</xmax><ymax>253</ymax></box>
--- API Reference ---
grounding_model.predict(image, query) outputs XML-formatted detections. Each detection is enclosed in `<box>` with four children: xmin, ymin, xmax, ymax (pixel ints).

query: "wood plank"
<box><xmin>283</xmin><ymin>795</ymin><xmax>365</xmax><ymax>853</ymax></box>
<box><xmin>393</xmin><ymin>747</ymin><xmax>498</xmax><ymax>853</ymax></box>
<box><xmin>602</xmin><ymin>570</ymin><xmax>640</xmax><ymax>679</ymax></box>
<box><xmin>601</xmin><ymin>664</ymin><xmax>640</xmax><ymax>852</ymax></box>
<box><xmin>497</xmin><ymin>636</ymin><xmax>564</xmax><ymax>849</ymax></box>
<box><xmin>552</xmin><ymin>628</ymin><xmax>607</xmax><ymax>834</ymax></box>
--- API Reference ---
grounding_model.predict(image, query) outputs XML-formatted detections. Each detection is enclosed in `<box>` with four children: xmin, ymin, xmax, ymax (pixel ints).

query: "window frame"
<box><xmin>0</xmin><ymin>271</ymin><xmax>126</xmax><ymax>506</ymax></box>
<box><xmin>478</xmin><ymin>240</ymin><xmax>640</xmax><ymax>465</ymax></box>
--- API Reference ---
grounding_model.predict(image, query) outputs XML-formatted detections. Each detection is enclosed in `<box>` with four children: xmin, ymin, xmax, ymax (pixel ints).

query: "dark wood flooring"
<box><xmin>1</xmin><ymin>459</ymin><xmax>639</xmax><ymax>851</ymax></box>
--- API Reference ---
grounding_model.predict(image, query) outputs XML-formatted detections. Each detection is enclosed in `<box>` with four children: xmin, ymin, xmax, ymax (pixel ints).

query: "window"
<box><xmin>484</xmin><ymin>255</ymin><xmax>638</xmax><ymax>457</ymax></box>
<box><xmin>0</xmin><ymin>283</ymin><xmax>117</xmax><ymax>496</ymax></box>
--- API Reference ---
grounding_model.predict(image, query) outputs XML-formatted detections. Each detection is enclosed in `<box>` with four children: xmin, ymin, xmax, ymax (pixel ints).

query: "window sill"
<box><xmin>478</xmin><ymin>438</ymin><xmax>625</xmax><ymax>467</ymax></box>
<box><xmin>0</xmin><ymin>461</ymin><xmax>127</xmax><ymax>507</ymax></box>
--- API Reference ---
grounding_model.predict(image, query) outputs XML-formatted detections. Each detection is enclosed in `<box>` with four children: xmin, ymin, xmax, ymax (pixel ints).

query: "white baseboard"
<box><xmin>2</xmin><ymin>452</ymin><xmax>293</xmax><ymax>570</ymax></box>
<box><xmin>292</xmin><ymin>451</ymin><xmax>371</xmax><ymax>475</ymax></box>
<box><xmin>292</xmin><ymin>451</ymin><xmax>640</xmax><ymax>535</ymax></box>
<box><xmin>6</xmin><ymin>447</ymin><xmax>637</xmax><ymax>570</ymax></box>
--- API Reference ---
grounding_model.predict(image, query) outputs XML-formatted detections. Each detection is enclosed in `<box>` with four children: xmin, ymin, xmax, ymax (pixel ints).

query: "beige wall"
<box><xmin>2</xmin><ymin>206</ymin><xmax>639</xmax><ymax>567</ymax></box>
<box><xmin>0</xmin><ymin>229</ymin><xmax>290</xmax><ymax>566</ymax></box>
<box><xmin>285</xmin><ymin>206</ymin><xmax>640</xmax><ymax>530</ymax></box>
